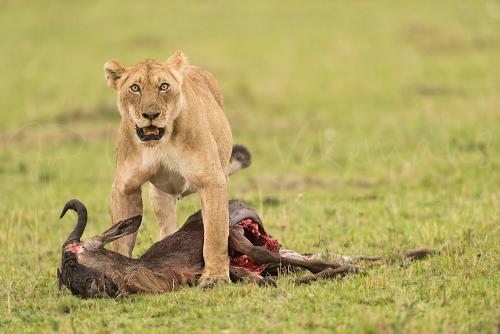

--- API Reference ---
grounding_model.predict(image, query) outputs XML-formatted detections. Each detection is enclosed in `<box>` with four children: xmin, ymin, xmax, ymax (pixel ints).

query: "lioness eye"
<box><xmin>130</xmin><ymin>84</ymin><xmax>140</xmax><ymax>92</ymax></box>
<box><xmin>159</xmin><ymin>83</ymin><xmax>170</xmax><ymax>91</ymax></box>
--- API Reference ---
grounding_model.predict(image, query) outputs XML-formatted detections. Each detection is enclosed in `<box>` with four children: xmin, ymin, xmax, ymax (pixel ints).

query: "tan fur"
<box><xmin>104</xmin><ymin>51</ymin><xmax>233</xmax><ymax>282</ymax></box>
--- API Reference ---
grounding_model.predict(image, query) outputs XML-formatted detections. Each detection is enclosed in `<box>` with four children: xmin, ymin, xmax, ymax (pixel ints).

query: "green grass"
<box><xmin>1</xmin><ymin>0</ymin><xmax>499</xmax><ymax>333</ymax></box>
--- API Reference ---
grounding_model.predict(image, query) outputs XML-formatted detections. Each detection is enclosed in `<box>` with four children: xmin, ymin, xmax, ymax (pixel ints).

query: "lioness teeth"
<box><xmin>143</xmin><ymin>127</ymin><xmax>159</xmax><ymax>136</ymax></box>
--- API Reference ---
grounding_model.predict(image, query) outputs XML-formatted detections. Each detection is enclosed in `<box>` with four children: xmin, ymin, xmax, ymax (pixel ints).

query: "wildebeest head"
<box><xmin>57</xmin><ymin>199</ymin><xmax>141</xmax><ymax>298</ymax></box>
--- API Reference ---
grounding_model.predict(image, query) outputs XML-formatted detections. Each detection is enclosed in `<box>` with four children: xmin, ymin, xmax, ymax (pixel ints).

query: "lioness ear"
<box><xmin>166</xmin><ymin>50</ymin><xmax>187</xmax><ymax>72</ymax></box>
<box><xmin>104</xmin><ymin>60</ymin><xmax>125</xmax><ymax>90</ymax></box>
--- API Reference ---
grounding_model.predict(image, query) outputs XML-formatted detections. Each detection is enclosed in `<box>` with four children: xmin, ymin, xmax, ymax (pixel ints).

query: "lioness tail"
<box><xmin>229</xmin><ymin>144</ymin><xmax>252</xmax><ymax>175</ymax></box>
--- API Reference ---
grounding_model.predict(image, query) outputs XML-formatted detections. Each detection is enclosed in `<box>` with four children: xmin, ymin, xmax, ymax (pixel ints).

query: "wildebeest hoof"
<box><xmin>260</xmin><ymin>276</ymin><xmax>277</xmax><ymax>287</ymax></box>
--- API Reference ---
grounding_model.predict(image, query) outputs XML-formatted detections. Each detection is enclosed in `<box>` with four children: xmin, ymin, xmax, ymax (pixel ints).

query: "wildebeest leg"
<box><xmin>404</xmin><ymin>248</ymin><xmax>439</xmax><ymax>260</ymax></box>
<box><xmin>229</xmin><ymin>229</ymin><xmax>347</xmax><ymax>274</ymax></box>
<box><xmin>340</xmin><ymin>248</ymin><xmax>439</xmax><ymax>263</ymax></box>
<box><xmin>229</xmin><ymin>266</ymin><xmax>276</xmax><ymax>286</ymax></box>
<box><xmin>294</xmin><ymin>266</ymin><xmax>359</xmax><ymax>284</ymax></box>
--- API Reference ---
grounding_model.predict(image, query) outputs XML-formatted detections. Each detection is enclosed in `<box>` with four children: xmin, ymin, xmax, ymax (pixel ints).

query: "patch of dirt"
<box><xmin>245</xmin><ymin>174</ymin><xmax>329</xmax><ymax>192</ymax></box>
<box><xmin>0</xmin><ymin>104</ymin><xmax>119</xmax><ymax>148</ymax></box>
<box><xmin>403</xmin><ymin>21</ymin><xmax>500</xmax><ymax>55</ymax></box>
<box><xmin>127</xmin><ymin>35</ymin><xmax>164</xmax><ymax>48</ymax></box>
<box><xmin>0</xmin><ymin>123</ymin><xmax>117</xmax><ymax>149</ymax></box>
<box><xmin>406</xmin><ymin>84</ymin><xmax>465</xmax><ymax>98</ymax></box>
<box><xmin>239</xmin><ymin>175</ymin><xmax>385</xmax><ymax>193</ymax></box>
<box><xmin>349</xmin><ymin>194</ymin><xmax>378</xmax><ymax>202</ymax></box>
<box><xmin>347</xmin><ymin>179</ymin><xmax>381</xmax><ymax>189</ymax></box>
<box><xmin>53</xmin><ymin>104</ymin><xmax>119</xmax><ymax>124</ymax></box>
<box><xmin>262</xmin><ymin>196</ymin><xmax>281</xmax><ymax>206</ymax></box>
<box><xmin>404</xmin><ymin>23</ymin><xmax>466</xmax><ymax>54</ymax></box>
<box><xmin>473</xmin><ymin>35</ymin><xmax>500</xmax><ymax>50</ymax></box>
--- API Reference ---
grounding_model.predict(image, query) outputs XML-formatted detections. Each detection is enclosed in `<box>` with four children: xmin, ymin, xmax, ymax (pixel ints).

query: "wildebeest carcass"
<box><xmin>57</xmin><ymin>199</ymin><xmax>436</xmax><ymax>298</ymax></box>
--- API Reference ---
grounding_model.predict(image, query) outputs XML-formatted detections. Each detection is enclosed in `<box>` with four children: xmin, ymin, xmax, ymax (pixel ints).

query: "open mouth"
<box><xmin>230</xmin><ymin>219</ymin><xmax>280</xmax><ymax>274</ymax></box>
<box><xmin>136</xmin><ymin>125</ymin><xmax>166</xmax><ymax>142</ymax></box>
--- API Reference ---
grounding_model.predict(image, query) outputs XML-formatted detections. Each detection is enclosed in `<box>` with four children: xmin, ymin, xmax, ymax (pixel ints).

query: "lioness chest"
<box><xmin>140</xmin><ymin>147</ymin><xmax>194</xmax><ymax>198</ymax></box>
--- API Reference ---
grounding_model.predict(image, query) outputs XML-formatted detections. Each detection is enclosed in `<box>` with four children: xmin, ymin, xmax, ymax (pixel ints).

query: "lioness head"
<box><xmin>104</xmin><ymin>51</ymin><xmax>187</xmax><ymax>145</ymax></box>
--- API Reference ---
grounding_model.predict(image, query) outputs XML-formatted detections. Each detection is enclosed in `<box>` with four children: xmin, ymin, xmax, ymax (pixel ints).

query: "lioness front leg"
<box><xmin>149</xmin><ymin>183</ymin><xmax>178</xmax><ymax>239</ymax></box>
<box><xmin>198</xmin><ymin>175</ymin><xmax>230</xmax><ymax>285</ymax></box>
<box><xmin>111</xmin><ymin>183</ymin><xmax>143</xmax><ymax>257</ymax></box>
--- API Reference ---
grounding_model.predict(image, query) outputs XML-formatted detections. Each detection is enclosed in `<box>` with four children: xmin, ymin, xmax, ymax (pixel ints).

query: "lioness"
<box><xmin>104</xmin><ymin>51</ymin><xmax>240</xmax><ymax>285</ymax></box>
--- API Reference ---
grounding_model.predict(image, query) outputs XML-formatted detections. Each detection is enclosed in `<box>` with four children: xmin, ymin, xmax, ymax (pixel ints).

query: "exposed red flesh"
<box><xmin>230</xmin><ymin>219</ymin><xmax>280</xmax><ymax>274</ymax></box>
<box><xmin>65</xmin><ymin>243</ymin><xmax>84</xmax><ymax>254</ymax></box>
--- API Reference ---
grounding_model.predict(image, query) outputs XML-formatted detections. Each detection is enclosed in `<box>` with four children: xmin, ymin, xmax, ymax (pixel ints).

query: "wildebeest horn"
<box><xmin>60</xmin><ymin>199</ymin><xmax>87</xmax><ymax>244</ymax></box>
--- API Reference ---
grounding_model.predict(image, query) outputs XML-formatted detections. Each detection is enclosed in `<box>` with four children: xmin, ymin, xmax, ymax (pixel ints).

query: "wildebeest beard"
<box><xmin>58</xmin><ymin>250</ymin><xmax>119</xmax><ymax>298</ymax></box>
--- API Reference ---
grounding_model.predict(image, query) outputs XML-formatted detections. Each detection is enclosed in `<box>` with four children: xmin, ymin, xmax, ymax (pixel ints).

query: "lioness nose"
<box><xmin>142</xmin><ymin>112</ymin><xmax>160</xmax><ymax>120</ymax></box>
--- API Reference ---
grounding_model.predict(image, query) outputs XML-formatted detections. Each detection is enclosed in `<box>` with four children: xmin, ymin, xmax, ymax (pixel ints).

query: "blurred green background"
<box><xmin>0</xmin><ymin>1</ymin><xmax>499</xmax><ymax>333</ymax></box>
